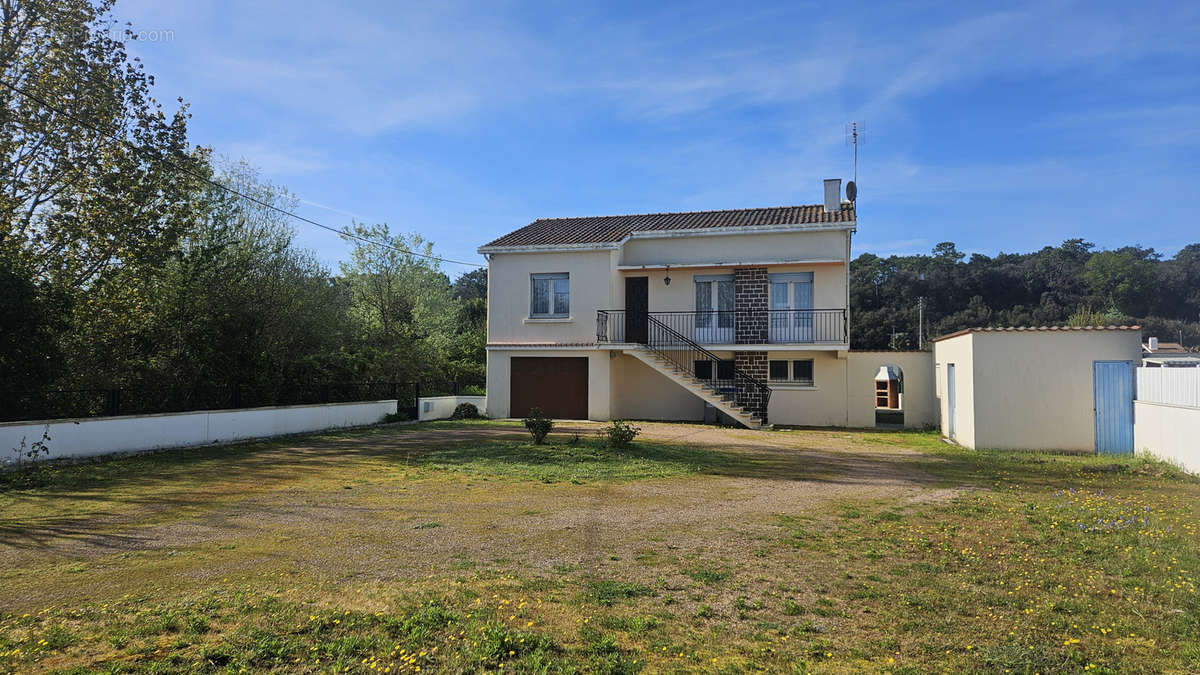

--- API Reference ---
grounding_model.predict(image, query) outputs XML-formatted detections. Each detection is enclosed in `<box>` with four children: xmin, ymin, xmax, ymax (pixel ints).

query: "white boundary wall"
<box><xmin>1135</xmin><ymin>368</ymin><xmax>1200</xmax><ymax>474</ymax></box>
<box><xmin>1134</xmin><ymin>401</ymin><xmax>1200</xmax><ymax>474</ymax></box>
<box><xmin>0</xmin><ymin>400</ymin><xmax>397</xmax><ymax>463</ymax></box>
<box><xmin>419</xmin><ymin>395</ymin><xmax>487</xmax><ymax>421</ymax></box>
<box><xmin>1137</xmin><ymin>367</ymin><xmax>1200</xmax><ymax>407</ymax></box>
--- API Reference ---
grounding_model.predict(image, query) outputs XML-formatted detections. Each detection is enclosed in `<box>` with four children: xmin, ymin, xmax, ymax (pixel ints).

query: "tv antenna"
<box><xmin>844</xmin><ymin>120</ymin><xmax>864</xmax><ymax>200</ymax></box>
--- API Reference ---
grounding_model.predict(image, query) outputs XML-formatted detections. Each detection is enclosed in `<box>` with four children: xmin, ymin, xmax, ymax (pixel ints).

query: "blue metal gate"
<box><xmin>1093</xmin><ymin>360</ymin><xmax>1134</xmax><ymax>455</ymax></box>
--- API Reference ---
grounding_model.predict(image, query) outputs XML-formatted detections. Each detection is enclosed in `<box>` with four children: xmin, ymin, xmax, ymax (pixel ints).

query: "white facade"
<box><xmin>478</xmin><ymin>200</ymin><xmax>936</xmax><ymax>429</ymax></box>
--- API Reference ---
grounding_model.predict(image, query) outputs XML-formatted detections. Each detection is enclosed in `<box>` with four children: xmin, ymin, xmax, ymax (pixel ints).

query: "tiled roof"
<box><xmin>480</xmin><ymin>204</ymin><xmax>855</xmax><ymax>250</ymax></box>
<box><xmin>1144</xmin><ymin>341</ymin><xmax>1189</xmax><ymax>353</ymax></box>
<box><xmin>931</xmin><ymin>325</ymin><xmax>1142</xmax><ymax>343</ymax></box>
<box><xmin>486</xmin><ymin>342</ymin><xmax>598</xmax><ymax>347</ymax></box>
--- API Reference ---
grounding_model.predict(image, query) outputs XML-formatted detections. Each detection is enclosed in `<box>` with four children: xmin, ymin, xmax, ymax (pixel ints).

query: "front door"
<box><xmin>625</xmin><ymin>277</ymin><xmax>648</xmax><ymax>344</ymax></box>
<box><xmin>693</xmin><ymin>275</ymin><xmax>734</xmax><ymax>343</ymax></box>
<box><xmin>1094</xmin><ymin>360</ymin><xmax>1134</xmax><ymax>454</ymax></box>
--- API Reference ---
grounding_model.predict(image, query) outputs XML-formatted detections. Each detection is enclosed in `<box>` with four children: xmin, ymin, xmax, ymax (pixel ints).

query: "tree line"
<box><xmin>850</xmin><ymin>240</ymin><xmax>1200</xmax><ymax>350</ymax></box>
<box><xmin>0</xmin><ymin>0</ymin><xmax>485</xmax><ymax>407</ymax></box>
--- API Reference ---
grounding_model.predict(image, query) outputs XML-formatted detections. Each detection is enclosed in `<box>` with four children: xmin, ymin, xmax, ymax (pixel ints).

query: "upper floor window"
<box><xmin>694</xmin><ymin>275</ymin><xmax>734</xmax><ymax>343</ymax></box>
<box><xmin>531</xmin><ymin>273</ymin><xmax>569</xmax><ymax>318</ymax></box>
<box><xmin>769</xmin><ymin>272</ymin><xmax>814</xmax><ymax>342</ymax></box>
<box><xmin>769</xmin><ymin>272</ymin><xmax>813</xmax><ymax>311</ymax></box>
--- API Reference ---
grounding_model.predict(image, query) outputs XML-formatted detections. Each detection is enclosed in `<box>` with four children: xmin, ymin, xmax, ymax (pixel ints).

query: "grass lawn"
<box><xmin>0</xmin><ymin>421</ymin><xmax>1197</xmax><ymax>673</ymax></box>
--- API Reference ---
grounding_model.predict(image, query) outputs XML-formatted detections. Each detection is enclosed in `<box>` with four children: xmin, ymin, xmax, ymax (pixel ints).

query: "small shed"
<box><xmin>931</xmin><ymin>326</ymin><xmax>1142</xmax><ymax>453</ymax></box>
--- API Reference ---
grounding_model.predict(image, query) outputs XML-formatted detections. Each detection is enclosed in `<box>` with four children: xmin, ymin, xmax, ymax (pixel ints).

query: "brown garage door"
<box><xmin>510</xmin><ymin>357</ymin><xmax>588</xmax><ymax>419</ymax></box>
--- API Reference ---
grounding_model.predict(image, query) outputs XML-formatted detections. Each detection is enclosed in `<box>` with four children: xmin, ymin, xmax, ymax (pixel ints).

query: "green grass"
<box><xmin>588</xmin><ymin>581</ymin><xmax>658</xmax><ymax>606</ymax></box>
<box><xmin>0</xmin><ymin>592</ymin><xmax>578</xmax><ymax>673</ymax></box>
<box><xmin>1</xmin><ymin>421</ymin><xmax>1198</xmax><ymax>673</ymax></box>
<box><xmin>419</xmin><ymin>437</ymin><xmax>758</xmax><ymax>483</ymax></box>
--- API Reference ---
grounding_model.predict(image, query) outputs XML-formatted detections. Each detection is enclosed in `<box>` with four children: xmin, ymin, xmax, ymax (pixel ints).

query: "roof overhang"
<box><xmin>477</xmin><ymin>221</ymin><xmax>856</xmax><ymax>255</ymax></box>
<box><xmin>931</xmin><ymin>325</ymin><xmax>1142</xmax><ymax>343</ymax></box>
<box><xmin>616</xmin><ymin>258</ymin><xmax>844</xmax><ymax>271</ymax></box>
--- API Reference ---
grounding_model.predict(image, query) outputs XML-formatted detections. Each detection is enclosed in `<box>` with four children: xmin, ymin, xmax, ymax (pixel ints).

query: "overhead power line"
<box><xmin>0</xmin><ymin>79</ymin><xmax>483</xmax><ymax>268</ymax></box>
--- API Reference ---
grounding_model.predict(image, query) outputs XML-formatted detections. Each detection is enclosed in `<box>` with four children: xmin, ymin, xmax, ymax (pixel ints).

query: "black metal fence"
<box><xmin>0</xmin><ymin>380</ymin><xmax>473</xmax><ymax>424</ymax></box>
<box><xmin>597</xmin><ymin>308</ymin><xmax>847</xmax><ymax>344</ymax></box>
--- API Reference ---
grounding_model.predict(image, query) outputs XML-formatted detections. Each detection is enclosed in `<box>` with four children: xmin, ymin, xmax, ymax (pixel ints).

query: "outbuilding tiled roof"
<box><xmin>1144</xmin><ymin>341</ymin><xmax>1189</xmax><ymax>353</ymax></box>
<box><xmin>480</xmin><ymin>204</ymin><xmax>855</xmax><ymax>250</ymax></box>
<box><xmin>930</xmin><ymin>325</ymin><xmax>1142</xmax><ymax>343</ymax></box>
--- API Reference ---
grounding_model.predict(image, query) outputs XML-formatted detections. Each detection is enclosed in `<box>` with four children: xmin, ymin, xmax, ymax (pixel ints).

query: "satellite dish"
<box><xmin>845</xmin><ymin>180</ymin><xmax>857</xmax><ymax>202</ymax></box>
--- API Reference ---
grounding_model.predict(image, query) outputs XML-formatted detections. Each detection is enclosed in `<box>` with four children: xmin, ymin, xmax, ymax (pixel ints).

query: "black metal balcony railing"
<box><xmin>766</xmin><ymin>309</ymin><xmax>847</xmax><ymax>344</ymax></box>
<box><xmin>596</xmin><ymin>309</ymin><xmax>846</xmax><ymax>344</ymax></box>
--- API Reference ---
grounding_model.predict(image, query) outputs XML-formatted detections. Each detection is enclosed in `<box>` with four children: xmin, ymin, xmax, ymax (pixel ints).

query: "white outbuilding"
<box><xmin>931</xmin><ymin>326</ymin><xmax>1142</xmax><ymax>453</ymax></box>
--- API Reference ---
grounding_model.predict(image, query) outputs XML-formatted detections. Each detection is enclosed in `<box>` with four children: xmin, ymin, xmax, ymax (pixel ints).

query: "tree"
<box><xmin>0</xmin><ymin>0</ymin><xmax>206</xmax><ymax>290</ymax></box>
<box><xmin>147</xmin><ymin>159</ymin><xmax>345</xmax><ymax>390</ymax></box>
<box><xmin>339</xmin><ymin>223</ymin><xmax>461</xmax><ymax>386</ymax></box>
<box><xmin>452</xmin><ymin>267</ymin><xmax>487</xmax><ymax>302</ymax></box>
<box><xmin>0</xmin><ymin>258</ymin><xmax>68</xmax><ymax>394</ymax></box>
<box><xmin>849</xmin><ymin>239</ymin><xmax>1199</xmax><ymax>350</ymax></box>
<box><xmin>1083</xmin><ymin>249</ymin><xmax>1157</xmax><ymax>316</ymax></box>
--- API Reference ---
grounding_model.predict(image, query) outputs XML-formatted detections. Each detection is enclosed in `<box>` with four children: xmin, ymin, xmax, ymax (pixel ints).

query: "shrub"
<box><xmin>602</xmin><ymin>420</ymin><xmax>641</xmax><ymax>448</ymax></box>
<box><xmin>382</xmin><ymin>411</ymin><xmax>410</xmax><ymax>424</ymax></box>
<box><xmin>450</xmin><ymin>402</ymin><xmax>480</xmax><ymax>419</ymax></box>
<box><xmin>3</xmin><ymin>426</ymin><xmax>53</xmax><ymax>489</ymax></box>
<box><xmin>523</xmin><ymin>408</ymin><xmax>553</xmax><ymax>444</ymax></box>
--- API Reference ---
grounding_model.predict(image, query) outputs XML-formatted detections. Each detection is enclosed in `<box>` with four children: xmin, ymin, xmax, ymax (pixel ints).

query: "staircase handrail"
<box><xmin>643</xmin><ymin>314</ymin><xmax>771</xmax><ymax>424</ymax></box>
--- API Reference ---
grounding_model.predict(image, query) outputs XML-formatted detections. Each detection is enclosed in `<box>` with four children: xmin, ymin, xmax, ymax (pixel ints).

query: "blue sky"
<box><xmin>117</xmin><ymin>0</ymin><xmax>1199</xmax><ymax>277</ymax></box>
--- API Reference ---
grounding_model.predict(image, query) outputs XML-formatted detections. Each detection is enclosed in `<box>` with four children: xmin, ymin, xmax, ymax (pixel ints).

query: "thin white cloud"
<box><xmin>220</xmin><ymin>142</ymin><xmax>326</xmax><ymax>175</ymax></box>
<box><xmin>299</xmin><ymin>199</ymin><xmax>374</xmax><ymax>224</ymax></box>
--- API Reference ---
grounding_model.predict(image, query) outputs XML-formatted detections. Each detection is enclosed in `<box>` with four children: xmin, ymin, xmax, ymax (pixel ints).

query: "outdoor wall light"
<box><xmin>664</xmin><ymin>266</ymin><xmax>671</xmax><ymax>286</ymax></box>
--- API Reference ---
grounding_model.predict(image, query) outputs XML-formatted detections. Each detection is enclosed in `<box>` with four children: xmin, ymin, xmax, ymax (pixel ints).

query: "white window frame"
<box><xmin>693</xmin><ymin>274</ymin><xmax>735</xmax><ymax>343</ymax></box>
<box><xmin>769</xmin><ymin>272</ymin><xmax>814</xmax><ymax>343</ymax></box>
<box><xmin>530</xmin><ymin>273</ymin><xmax>569</xmax><ymax>318</ymax></box>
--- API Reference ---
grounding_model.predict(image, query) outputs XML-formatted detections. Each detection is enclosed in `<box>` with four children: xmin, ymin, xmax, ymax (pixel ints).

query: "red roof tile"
<box><xmin>930</xmin><ymin>325</ymin><xmax>1142</xmax><ymax>343</ymax></box>
<box><xmin>480</xmin><ymin>204</ymin><xmax>855</xmax><ymax>249</ymax></box>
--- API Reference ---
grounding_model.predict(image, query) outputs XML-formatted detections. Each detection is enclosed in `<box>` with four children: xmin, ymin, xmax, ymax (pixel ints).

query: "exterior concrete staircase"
<box><xmin>625</xmin><ymin>348</ymin><xmax>770</xmax><ymax>430</ymax></box>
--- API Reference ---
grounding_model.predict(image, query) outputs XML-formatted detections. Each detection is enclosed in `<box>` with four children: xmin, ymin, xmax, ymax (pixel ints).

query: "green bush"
<box><xmin>601</xmin><ymin>420</ymin><xmax>641</xmax><ymax>448</ymax></box>
<box><xmin>523</xmin><ymin>408</ymin><xmax>553</xmax><ymax>444</ymax></box>
<box><xmin>450</xmin><ymin>402</ymin><xmax>481</xmax><ymax>419</ymax></box>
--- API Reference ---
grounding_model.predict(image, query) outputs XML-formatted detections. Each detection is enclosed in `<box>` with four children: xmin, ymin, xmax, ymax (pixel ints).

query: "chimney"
<box><xmin>823</xmin><ymin>178</ymin><xmax>842</xmax><ymax>213</ymax></box>
<box><xmin>1148</xmin><ymin>337</ymin><xmax>1159</xmax><ymax>351</ymax></box>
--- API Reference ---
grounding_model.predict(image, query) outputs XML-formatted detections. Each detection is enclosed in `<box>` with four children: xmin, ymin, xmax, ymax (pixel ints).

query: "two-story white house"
<box><xmin>478</xmin><ymin>180</ymin><xmax>936</xmax><ymax>429</ymax></box>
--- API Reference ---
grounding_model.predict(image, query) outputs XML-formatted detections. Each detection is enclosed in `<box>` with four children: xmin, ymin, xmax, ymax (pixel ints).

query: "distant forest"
<box><xmin>850</xmin><ymin>240</ymin><xmax>1200</xmax><ymax>350</ymax></box>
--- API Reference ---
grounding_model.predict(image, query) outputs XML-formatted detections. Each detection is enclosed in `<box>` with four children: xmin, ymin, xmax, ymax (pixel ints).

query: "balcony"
<box><xmin>596</xmin><ymin>309</ymin><xmax>847</xmax><ymax>345</ymax></box>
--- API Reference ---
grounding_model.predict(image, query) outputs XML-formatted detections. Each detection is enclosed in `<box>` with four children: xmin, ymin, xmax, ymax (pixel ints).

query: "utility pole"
<box><xmin>918</xmin><ymin>297</ymin><xmax>925</xmax><ymax>351</ymax></box>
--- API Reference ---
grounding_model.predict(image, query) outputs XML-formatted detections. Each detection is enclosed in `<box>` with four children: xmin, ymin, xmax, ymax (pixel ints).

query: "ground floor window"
<box><xmin>769</xmin><ymin>359</ymin><xmax>814</xmax><ymax>385</ymax></box>
<box><xmin>695</xmin><ymin>359</ymin><xmax>734</xmax><ymax>381</ymax></box>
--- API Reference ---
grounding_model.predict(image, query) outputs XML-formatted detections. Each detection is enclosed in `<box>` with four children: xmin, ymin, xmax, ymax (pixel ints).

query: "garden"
<box><xmin>1</xmin><ymin>420</ymin><xmax>1197</xmax><ymax>673</ymax></box>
